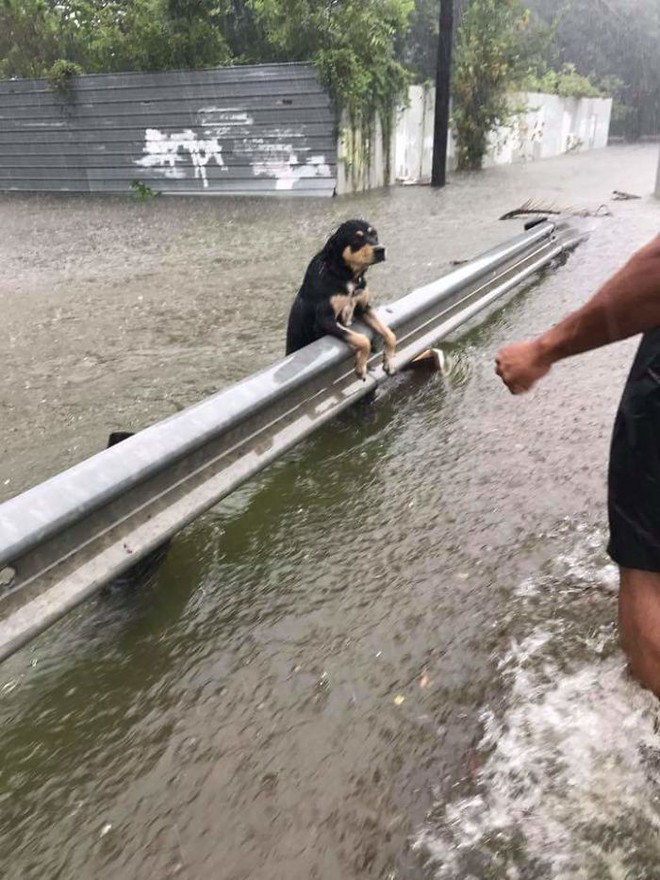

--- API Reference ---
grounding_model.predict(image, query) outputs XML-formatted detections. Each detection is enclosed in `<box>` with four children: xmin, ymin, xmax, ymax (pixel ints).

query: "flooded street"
<box><xmin>1</xmin><ymin>145</ymin><xmax>659</xmax><ymax>878</ymax></box>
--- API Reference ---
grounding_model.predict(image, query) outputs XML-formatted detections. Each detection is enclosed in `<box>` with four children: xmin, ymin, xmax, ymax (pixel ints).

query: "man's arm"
<box><xmin>496</xmin><ymin>235</ymin><xmax>660</xmax><ymax>394</ymax></box>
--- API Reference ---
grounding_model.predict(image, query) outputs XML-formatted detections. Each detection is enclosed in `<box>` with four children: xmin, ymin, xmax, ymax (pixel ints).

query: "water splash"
<box><xmin>415</xmin><ymin>527</ymin><xmax>660</xmax><ymax>879</ymax></box>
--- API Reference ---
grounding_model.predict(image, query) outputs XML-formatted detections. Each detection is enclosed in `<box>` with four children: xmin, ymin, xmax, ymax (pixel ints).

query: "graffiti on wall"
<box><xmin>134</xmin><ymin>106</ymin><xmax>332</xmax><ymax>191</ymax></box>
<box><xmin>134</xmin><ymin>128</ymin><xmax>226</xmax><ymax>188</ymax></box>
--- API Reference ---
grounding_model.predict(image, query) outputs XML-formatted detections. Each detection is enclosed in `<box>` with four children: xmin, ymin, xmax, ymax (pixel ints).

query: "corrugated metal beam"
<box><xmin>0</xmin><ymin>62</ymin><xmax>337</xmax><ymax>196</ymax></box>
<box><xmin>0</xmin><ymin>220</ymin><xmax>586</xmax><ymax>661</ymax></box>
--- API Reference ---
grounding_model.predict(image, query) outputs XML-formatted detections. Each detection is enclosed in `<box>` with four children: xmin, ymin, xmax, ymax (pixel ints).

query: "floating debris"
<box><xmin>499</xmin><ymin>198</ymin><xmax>611</xmax><ymax>220</ymax></box>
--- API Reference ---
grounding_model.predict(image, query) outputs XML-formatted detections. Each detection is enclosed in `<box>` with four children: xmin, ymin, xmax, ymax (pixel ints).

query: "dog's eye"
<box><xmin>356</xmin><ymin>230</ymin><xmax>364</xmax><ymax>237</ymax></box>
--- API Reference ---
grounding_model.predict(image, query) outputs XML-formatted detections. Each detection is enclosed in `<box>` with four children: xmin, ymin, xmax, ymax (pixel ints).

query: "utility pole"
<box><xmin>431</xmin><ymin>0</ymin><xmax>454</xmax><ymax>187</ymax></box>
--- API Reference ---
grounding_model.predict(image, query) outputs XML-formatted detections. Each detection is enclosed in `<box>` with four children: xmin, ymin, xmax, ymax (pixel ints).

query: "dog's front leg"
<box><xmin>317</xmin><ymin>310</ymin><xmax>371</xmax><ymax>380</ymax></box>
<box><xmin>358</xmin><ymin>304</ymin><xmax>397</xmax><ymax>375</ymax></box>
<box><xmin>347</xmin><ymin>330</ymin><xmax>371</xmax><ymax>380</ymax></box>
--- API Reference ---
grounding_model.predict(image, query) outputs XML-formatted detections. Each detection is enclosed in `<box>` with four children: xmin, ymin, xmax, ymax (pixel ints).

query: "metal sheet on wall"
<box><xmin>0</xmin><ymin>63</ymin><xmax>337</xmax><ymax>196</ymax></box>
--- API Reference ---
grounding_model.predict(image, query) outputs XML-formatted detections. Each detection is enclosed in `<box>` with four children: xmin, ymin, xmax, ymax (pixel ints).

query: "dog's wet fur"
<box><xmin>285</xmin><ymin>219</ymin><xmax>396</xmax><ymax>379</ymax></box>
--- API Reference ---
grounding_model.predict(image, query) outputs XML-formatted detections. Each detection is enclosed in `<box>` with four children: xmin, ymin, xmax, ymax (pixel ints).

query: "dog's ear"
<box><xmin>321</xmin><ymin>220</ymin><xmax>370</xmax><ymax>267</ymax></box>
<box><xmin>321</xmin><ymin>225</ymin><xmax>344</xmax><ymax>262</ymax></box>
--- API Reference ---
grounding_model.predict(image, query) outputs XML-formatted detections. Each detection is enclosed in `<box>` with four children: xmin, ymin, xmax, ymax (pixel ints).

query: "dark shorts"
<box><xmin>608</xmin><ymin>366</ymin><xmax>660</xmax><ymax>571</ymax></box>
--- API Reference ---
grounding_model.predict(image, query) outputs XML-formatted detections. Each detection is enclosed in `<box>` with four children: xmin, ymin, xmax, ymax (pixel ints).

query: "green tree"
<box><xmin>0</xmin><ymin>0</ymin><xmax>413</xmax><ymax>164</ymax></box>
<box><xmin>400</xmin><ymin>0</ymin><xmax>469</xmax><ymax>84</ymax></box>
<box><xmin>451</xmin><ymin>0</ymin><xmax>527</xmax><ymax>170</ymax></box>
<box><xmin>248</xmin><ymin>0</ymin><xmax>413</xmax><ymax>131</ymax></box>
<box><xmin>521</xmin><ymin>63</ymin><xmax>602</xmax><ymax>99</ymax></box>
<box><xmin>218</xmin><ymin>0</ymin><xmax>274</xmax><ymax>64</ymax></box>
<box><xmin>0</xmin><ymin>0</ymin><xmax>233</xmax><ymax>78</ymax></box>
<box><xmin>62</xmin><ymin>0</ymin><xmax>231</xmax><ymax>72</ymax></box>
<box><xmin>399</xmin><ymin>0</ymin><xmax>440</xmax><ymax>82</ymax></box>
<box><xmin>0</xmin><ymin>0</ymin><xmax>63</xmax><ymax>78</ymax></box>
<box><xmin>164</xmin><ymin>0</ymin><xmax>232</xmax><ymax>69</ymax></box>
<box><xmin>524</xmin><ymin>0</ymin><xmax>660</xmax><ymax>139</ymax></box>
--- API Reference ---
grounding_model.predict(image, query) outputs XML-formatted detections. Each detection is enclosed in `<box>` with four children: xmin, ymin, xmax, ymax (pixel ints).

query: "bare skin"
<box><xmin>619</xmin><ymin>568</ymin><xmax>660</xmax><ymax>695</ymax></box>
<box><xmin>495</xmin><ymin>236</ymin><xmax>660</xmax><ymax>392</ymax></box>
<box><xmin>495</xmin><ymin>235</ymin><xmax>660</xmax><ymax>695</ymax></box>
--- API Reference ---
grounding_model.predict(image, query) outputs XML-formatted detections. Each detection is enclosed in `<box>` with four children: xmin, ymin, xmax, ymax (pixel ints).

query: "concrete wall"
<box><xmin>485</xmin><ymin>92</ymin><xmax>613</xmax><ymax>168</ymax></box>
<box><xmin>340</xmin><ymin>85</ymin><xmax>613</xmax><ymax>192</ymax></box>
<box><xmin>655</xmin><ymin>147</ymin><xmax>660</xmax><ymax>199</ymax></box>
<box><xmin>393</xmin><ymin>83</ymin><xmax>436</xmax><ymax>185</ymax></box>
<box><xmin>336</xmin><ymin>113</ymin><xmax>390</xmax><ymax>195</ymax></box>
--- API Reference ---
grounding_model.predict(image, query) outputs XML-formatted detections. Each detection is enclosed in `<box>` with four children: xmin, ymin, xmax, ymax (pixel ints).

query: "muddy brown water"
<box><xmin>0</xmin><ymin>146</ymin><xmax>659</xmax><ymax>879</ymax></box>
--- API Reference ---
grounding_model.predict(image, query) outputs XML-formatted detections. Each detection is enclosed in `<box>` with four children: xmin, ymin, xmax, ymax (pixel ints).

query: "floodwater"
<box><xmin>0</xmin><ymin>145</ymin><xmax>659</xmax><ymax>879</ymax></box>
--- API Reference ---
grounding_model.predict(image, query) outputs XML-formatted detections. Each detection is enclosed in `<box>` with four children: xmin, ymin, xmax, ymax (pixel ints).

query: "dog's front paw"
<box><xmin>383</xmin><ymin>332</ymin><xmax>396</xmax><ymax>376</ymax></box>
<box><xmin>383</xmin><ymin>352</ymin><xmax>395</xmax><ymax>376</ymax></box>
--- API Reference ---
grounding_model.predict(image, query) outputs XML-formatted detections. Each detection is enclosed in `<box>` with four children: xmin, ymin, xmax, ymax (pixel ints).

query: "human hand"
<box><xmin>494</xmin><ymin>340</ymin><xmax>552</xmax><ymax>394</ymax></box>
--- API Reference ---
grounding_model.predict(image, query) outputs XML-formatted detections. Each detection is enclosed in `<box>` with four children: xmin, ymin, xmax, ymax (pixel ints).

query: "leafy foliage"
<box><xmin>521</xmin><ymin>64</ymin><xmax>603</xmax><ymax>99</ymax></box>
<box><xmin>59</xmin><ymin>0</ymin><xmax>232</xmax><ymax>72</ymax></box>
<box><xmin>130</xmin><ymin>178</ymin><xmax>160</xmax><ymax>199</ymax></box>
<box><xmin>0</xmin><ymin>0</ymin><xmax>63</xmax><ymax>79</ymax></box>
<box><xmin>0</xmin><ymin>0</ymin><xmax>413</xmax><ymax>116</ymax></box>
<box><xmin>46</xmin><ymin>57</ymin><xmax>82</xmax><ymax>85</ymax></box>
<box><xmin>524</xmin><ymin>0</ymin><xmax>660</xmax><ymax>139</ymax></box>
<box><xmin>400</xmin><ymin>0</ymin><xmax>468</xmax><ymax>83</ymax></box>
<box><xmin>0</xmin><ymin>0</ymin><xmax>232</xmax><ymax>77</ymax></box>
<box><xmin>451</xmin><ymin>0</ymin><xmax>527</xmax><ymax>171</ymax></box>
<box><xmin>403</xmin><ymin>0</ymin><xmax>658</xmax><ymax>147</ymax></box>
<box><xmin>247</xmin><ymin>0</ymin><xmax>413</xmax><ymax>166</ymax></box>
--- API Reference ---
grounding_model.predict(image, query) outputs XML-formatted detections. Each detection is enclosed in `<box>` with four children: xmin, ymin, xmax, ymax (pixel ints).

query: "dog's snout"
<box><xmin>372</xmin><ymin>245</ymin><xmax>386</xmax><ymax>263</ymax></box>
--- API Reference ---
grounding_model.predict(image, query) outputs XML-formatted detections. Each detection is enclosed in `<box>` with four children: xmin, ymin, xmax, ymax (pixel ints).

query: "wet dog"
<box><xmin>285</xmin><ymin>219</ymin><xmax>396</xmax><ymax>379</ymax></box>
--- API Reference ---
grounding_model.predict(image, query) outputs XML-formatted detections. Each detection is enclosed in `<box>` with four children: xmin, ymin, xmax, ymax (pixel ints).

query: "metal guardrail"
<box><xmin>0</xmin><ymin>218</ymin><xmax>586</xmax><ymax>661</ymax></box>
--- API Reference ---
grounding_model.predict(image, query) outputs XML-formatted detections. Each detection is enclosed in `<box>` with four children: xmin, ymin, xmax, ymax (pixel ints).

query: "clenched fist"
<box><xmin>495</xmin><ymin>340</ymin><xmax>553</xmax><ymax>394</ymax></box>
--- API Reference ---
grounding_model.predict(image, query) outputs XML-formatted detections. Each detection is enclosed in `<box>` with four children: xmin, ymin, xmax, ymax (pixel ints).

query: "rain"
<box><xmin>1</xmin><ymin>1</ymin><xmax>659</xmax><ymax>877</ymax></box>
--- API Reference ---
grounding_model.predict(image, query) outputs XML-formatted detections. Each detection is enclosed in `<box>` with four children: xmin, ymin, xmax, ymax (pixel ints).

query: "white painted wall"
<box><xmin>486</xmin><ymin>92</ymin><xmax>613</xmax><ymax>168</ymax></box>
<box><xmin>338</xmin><ymin>85</ymin><xmax>613</xmax><ymax>193</ymax></box>
<box><xmin>336</xmin><ymin>113</ymin><xmax>390</xmax><ymax>194</ymax></box>
<box><xmin>393</xmin><ymin>83</ymin><xmax>437</xmax><ymax>184</ymax></box>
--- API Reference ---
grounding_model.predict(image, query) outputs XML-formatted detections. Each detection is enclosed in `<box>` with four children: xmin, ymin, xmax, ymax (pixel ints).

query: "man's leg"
<box><xmin>619</xmin><ymin>566</ymin><xmax>660</xmax><ymax>695</ymax></box>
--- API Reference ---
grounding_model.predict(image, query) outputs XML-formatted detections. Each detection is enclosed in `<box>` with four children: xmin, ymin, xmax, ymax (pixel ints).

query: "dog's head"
<box><xmin>322</xmin><ymin>219</ymin><xmax>385</xmax><ymax>275</ymax></box>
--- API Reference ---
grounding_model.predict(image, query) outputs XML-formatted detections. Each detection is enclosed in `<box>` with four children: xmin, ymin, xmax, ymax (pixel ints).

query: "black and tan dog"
<box><xmin>285</xmin><ymin>219</ymin><xmax>396</xmax><ymax>379</ymax></box>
